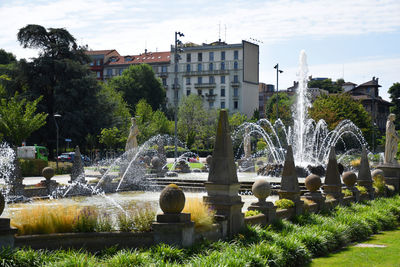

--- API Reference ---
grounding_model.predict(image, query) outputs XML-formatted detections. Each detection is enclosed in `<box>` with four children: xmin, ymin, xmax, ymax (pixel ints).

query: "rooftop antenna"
<box><xmin>218</xmin><ymin>22</ymin><xmax>221</xmax><ymax>41</ymax></box>
<box><xmin>224</xmin><ymin>24</ymin><xmax>227</xmax><ymax>42</ymax></box>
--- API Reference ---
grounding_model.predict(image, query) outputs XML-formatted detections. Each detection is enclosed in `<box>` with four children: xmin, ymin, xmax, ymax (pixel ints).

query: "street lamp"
<box><xmin>274</xmin><ymin>64</ymin><xmax>283</xmax><ymax>121</ymax></box>
<box><xmin>174</xmin><ymin>31</ymin><xmax>184</xmax><ymax>162</ymax></box>
<box><xmin>54</xmin><ymin>113</ymin><xmax>61</xmax><ymax>171</ymax></box>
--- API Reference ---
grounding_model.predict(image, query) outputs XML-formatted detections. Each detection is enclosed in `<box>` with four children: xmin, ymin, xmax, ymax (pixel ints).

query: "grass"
<box><xmin>3</xmin><ymin>196</ymin><xmax>400</xmax><ymax>266</ymax></box>
<box><xmin>182</xmin><ymin>197</ymin><xmax>215</xmax><ymax>231</ymax></box>
<box><xmin>166</xmin><ymin>162</ymin><xmax>205</xmax><ymax>170</ymax></box>
<box><xmin>311</xmin><ymin>227</ymin><xmax>400</xmax><ymax>266</ymax></box>
<box><xmin>117</xmin><ymin>203</ymin><xmax>156</xmax><ymax>232</ymax></box>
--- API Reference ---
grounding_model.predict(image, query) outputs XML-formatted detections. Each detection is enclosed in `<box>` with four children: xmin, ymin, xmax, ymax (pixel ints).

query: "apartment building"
<box><xmin>86</xmin><ymin>50</ymin><xmax>120</xmax><ymax>80</ymax></box>
<box><xmin>168</xmin><ymin>40</ymin><xmax>259</xmax><ymax>117</ymax></box>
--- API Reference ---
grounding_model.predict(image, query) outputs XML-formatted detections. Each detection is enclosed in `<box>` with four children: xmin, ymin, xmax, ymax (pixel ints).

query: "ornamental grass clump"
<box><xmin>373</xmin><ymin>174</ymin><xmax>386</xmax><ymax>196</ymax></box>
<box><xmin>183</xmin><ymin>197</ymin><xmax>215</xmax><ymax>231</ymax></box>
<box><xmin>73</xmin><ymin>206</ymin><xmax>98</xmax><ymax>233</ymax></box>
<box><xmin>117</xmin><ymin>203</ymin><xmax>156</xmax><ymax>232</ymax></box>
<box><xmin>10</xmin><ymin>202</ymin><xmax>80</xmax><ymax>235</ymax></box>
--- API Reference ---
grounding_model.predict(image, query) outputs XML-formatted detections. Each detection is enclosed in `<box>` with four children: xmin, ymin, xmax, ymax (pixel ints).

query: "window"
<box><xmin>186</xmin><ymin>64</ymin><xmax>191</xmax><ymax>72</ymax></box>
<box><xmin>234</xmin><ymin>101</ymin><xmax>238</xmax><ymax>109</ymax></box>
<box><xmin>119</xmin><ymin>69</ymin><xmax>123</xmax><ymax>75</ymax></box>
<box><xmin>209</xmin><ymin>89</ymin><xmax>214</xmax><ymax>95</ymax></box>
<box><xmin>198</xmin><ymin>63</ymin><xmax>202</xmax><ymax>71</ymax></box>
<box><xmin>198</xmin><ymin>52</ymin><xmax>202</xmax><ymax>62</ymax></box>
<box><xmin>186</xmin><ymin>53</ymin><xmax>191</xmax><ymax>62</ymax></box>
<box><xmin>96</xmin><ymin>71</ymin><xmax>101</xmax><ymax>78</ymax></box>
<box><xmin>106</xmin><ymin>69</ymin><xmax>112</xmax><ymax>76</ymax></box>
<box><xmin>198</xmin><ymin>89</ymin><xmax>202</xmax><ymax>95</ymax></box>
<box><xmin>186</xmin><ymin>77</ymin><xmax>190</xmax><ymax>85</ymax></box>
<box><xmin>209</xmin><ymin>63</ymin><xmax>214</xmax><ymax>71</ymax></box>
<box><xmin>221</xmin><ymin>62</ymin><xmax>225</xmax><ymax>70</ymax></box>
<box><xmin>209</xmin><ymin>101</ymin><xmax>214</xmax><ymax>108</ymax></box>
<box><xmin>234</xmin><ymin>75</ymin><xmax>239</xmax><ymax>83</ymax></box>
<box><xmin>221</xmin><ymin>101</ymin><xmax>225</xmax><ymax>109</ymax></box>
<box><xmin>96</xmin><ymin>59</ymin><xmax>101</xmax><ymax>66</ymax></box>
<box><xmin>234</xmin><ymin>61</ymin><xmax>238</xmax><ymax>69</ymax></box>
<box><xmin>187</xmin><ymin>89</ymin><xmax>191</xmax><ymax>96</ymax></box>
<box><xmin>221</xmin><ymin>51</ymin><xmax>225</xmax><ymax>60</ymax></box>
<box><xmin>161</xmin><ymin>66</ymin><xmax>167</xmax><ymax>73</ymax></box>
<box><xmin>209</xmin><ymin>76</ymin><xmax>215</xmax><ymax>84</ymax></box>
<box><xmin>174</xmin><ymin>64</ymin><xmax>178</xmax><ymax>72</ymax></box>
<box><xmin>234</xmin><ymin>50</ymin><xmax>239</xmax><ymax>60</ymax></box>
<box><xmin>221</xmin><ymin>76</ymin><xmax>225</xmax><ymax>84</ymax></box>
<box><xmin>90</xmin><ymin>61</ymin><xmax>94</xmax><ymax>66</ymax></box>
<box><xmin>221</xmin><ymin>88</ymin><xmax>225</xmax><ymax>97</ymax></box>
<box><xmin>162</xmin><ymin>78</ymin><xmax>167</xmax><ymax>86</ymax></box>
<box><xmin>198</xmin><ymin>76</ymin><xmax>202</xmax><ymax>84</ymax></box>
<box><xmin>234</xmin><ymin>87</ymin><xmax>239</xmax><ymax>97</ymax></box>
<box><xmin>209</xmin><ymin>52</ymin><xmax>214</xmax><ymax>61</ymax></box>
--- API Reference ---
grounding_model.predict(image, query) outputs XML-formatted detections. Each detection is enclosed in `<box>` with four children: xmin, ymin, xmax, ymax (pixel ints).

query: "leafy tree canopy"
<box><xmin>0</xmin><ymin>93</ymin><xmax>47</xmax><ymax>146</ymax></box>
<box><xmin>309</xmin><ymin>93</ymin><xmax>373</xmax><ymax>144</ymax></box>
<box><xmin>108</xmin><ymin>64</ymin><xmax>166</xmax><ymax>113</ymax></box>
<box><xmin>0</xmin><ymin>49</ymin><xmax>16</xmax><ymax>65</ymax></box>
<box><xmin>264</xmin><ymin>92</ymin><xmax>295</xmax><ymax>126</ymax></box>
<box><xmin>308</xmin><ymin>78</ymin><xmax>343</xmax><ymax>93</ymax></box>
<box><xmin>388</xmin><ymin>82</ymin><xmax>400</xmax><ymax>129</ymax></box>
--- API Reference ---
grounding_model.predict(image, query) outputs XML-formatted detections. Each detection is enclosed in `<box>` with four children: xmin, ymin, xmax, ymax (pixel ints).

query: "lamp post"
<box><xmin>174</xmin><ymin>31</ymin><xmax>184</xmax><ymax>162</ymax></box>
<box><xmin>274</xmin><ymin>64</ymin><xmax>283</xmax><ymax>121</ymax></box>
<box><xmin>54</xmin><ymin>113</ymin><xmax>61</xmax><ymax>171</ymax></box>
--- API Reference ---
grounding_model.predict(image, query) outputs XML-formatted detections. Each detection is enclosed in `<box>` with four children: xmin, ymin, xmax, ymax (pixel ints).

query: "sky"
<box><xmin>0</xmin><ymin>0</ymin><xmax>399</xmax><ymax>100</ymax></box>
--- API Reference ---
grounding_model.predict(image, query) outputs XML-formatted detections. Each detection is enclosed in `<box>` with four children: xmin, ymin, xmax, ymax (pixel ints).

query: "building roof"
<box><xmin>105</xmin><ymin>51</ymin><xmax>171</xmax><ymax>66</ymax></box>
<box><xmin>356</xmin><ymin>77</ymin><xmax>381</xmax><ymax>88</ymax></box>
<box><xmin>85</xmin><ymin>49</ymin><xmax>119</xmax><ymax>56</ymax></box>
<box><xmin>342</xmin><ymin>82</ymin><xmax>357</xmax><ymax>86</ymax></box>
<box><xmin>350</xmin><ymin>94</ymin><xmax>392</xmax><ymax>105</ymax></box>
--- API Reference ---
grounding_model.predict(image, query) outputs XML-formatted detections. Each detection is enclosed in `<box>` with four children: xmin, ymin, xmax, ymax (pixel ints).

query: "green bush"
<box><xmin>245</xmin><ymin>210</ymin><xmax>261</xmax><ymax>217</ymax></box>
<box><xmin>342</xmin><ymin>188</ymin><xmax>353</xmax><ymax>197</ymax></box>
<box><xmin>275</xmin><ymin>199</ymin><xmax>295</xmax><ymax>210</ymax></box>
<box><xmin>356</xmin><ymin>185</ymin><xmax>368</xmax><ymax>195</ymax></box>
<box><xmin>19</xmin><ymin>159</ymin><xmax>48</xmax><ymax>176</ymax></box>
<box><xmin>73</xmin><ymin>207</ymin><xmax>98</xmax><ymax>233</ymax></box>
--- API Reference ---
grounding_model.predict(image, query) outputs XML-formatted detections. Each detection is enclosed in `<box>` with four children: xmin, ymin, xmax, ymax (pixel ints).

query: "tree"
<box><xmin>309</xmin><ymin>93</ymin><xmax>373</xmax><ymax>144</ymax></box>
<box><xmin>178</xmin><ymin>95</ymin><xmax>207</xmax><ymax>148</ymax></box>
<box><xmin>98</xmin><ymin>127</ymin><xmax>122</xmax><ymax>149</ymax></box>
<box><xmin>17</xmin><ymin>24</ymin><xmax>124</xmax><ymax>154</ymax></box>
<box><xmin>0</xmin><ymin>93</ymin><xmax>47</xmax><ymax>146</ymax></box>
<box><xmin>108</xmin><ymin>64</ymin><xmax>166</xmax><ymax>113</ymax></box>
<box><xmin>0</xmin><ymin>49</ymin><xmax>16</xmax><ymax>65</ymax></box>
<box><xmin>388</xmin><ymin>82</ymin><xmax>400</xmax><ymax>129</ymax></box>
<box><xmin>264</xmin><ymin>92</ymin><xmax>295</xmax><ymax>126</ymax></box>
<box><xmin>308</xmin><ymin>78</ymin><xmax>343</xmax><ymax>93</ymax></box>
<box><xmin>229</xmin><ymin>112</ymin><xmax>248</xmax><ymax>132</ymax></box>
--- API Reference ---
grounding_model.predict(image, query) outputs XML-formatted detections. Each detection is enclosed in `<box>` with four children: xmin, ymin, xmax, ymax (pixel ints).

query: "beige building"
<box><xmin>168</xmin><ymin>40</ymin><xmax>259</xmax><ymax>117</ymax></box>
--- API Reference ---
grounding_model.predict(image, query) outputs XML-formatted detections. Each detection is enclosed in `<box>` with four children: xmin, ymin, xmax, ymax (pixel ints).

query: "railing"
<box><xmin>184</xmin><ymin>69</ymin><xmax>229</xmax><ymax>76</ymax></box>
<box><xmin>231</xmin><ymin>81</ymin><xmax>240</xmax><ymax>87</ymax></box>
<box><xmin>194</xmin><ymin>83</ymin><xmax>217</xmax><ymax>89</ymax></box>
<box><xmin>205</xmin><ymin>93</ymin><xmax>217</xmax><ymax>102</ymax></box>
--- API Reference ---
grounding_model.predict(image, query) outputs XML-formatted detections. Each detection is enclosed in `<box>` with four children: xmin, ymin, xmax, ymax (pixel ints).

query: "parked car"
<box><xmin>57</xmin><ymin>152</ymin><xmax>90</xmax><ymax>165</ymax></box>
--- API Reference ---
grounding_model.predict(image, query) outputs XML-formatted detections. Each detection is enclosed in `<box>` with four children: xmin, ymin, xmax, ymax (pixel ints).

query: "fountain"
<box><xmin>234</xmin><ymin>50</ymin><xmax>367</xmax><ymax>175</ymax></box>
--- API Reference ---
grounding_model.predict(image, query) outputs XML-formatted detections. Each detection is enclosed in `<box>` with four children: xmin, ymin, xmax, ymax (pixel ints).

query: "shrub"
<box><xmin>19</xmin><ymin>159</ymin><xmax>48</xmax><ymax>176</ymax></box>
<box><xmin>245</xmin><ymin>210</ymin><xmax>261</xmax><ymax>217</ymax></box>
<box><xmin>373</xmin><ymin>175</ymin><xmax>386</xmax><ymax>196</ymax></box>
<box><xmin>350</xmin><ymin>158</ymin><xmax>361</xmax><ymax>168</ymax></box>
<box><xmin>105</xmin><ymin>249</ymin><xmax>148</xmax><ymax>266</ymax></box>
<box><xmin>275</xmin><ymin>199</ymin><xmax>295</xmax><ymax>210</ymax></box>
<box><xmin>183</xmin><ymin>197</ymin><xmax>215</xmax><ymax>231</ymax></box>
<box><xmin>356</xmin><ymin>185</ymin><xmax>368</xmax><ymax>195</ymax></box>
<box><xmin>151</xmin><ymin>243</ymin><xmax>185</xmax><ymax>264</ymax></box>
<box><xmin>95</xmin><ymin>213</ymin><xmax>113</xmax><ymax>232</ymax></box>
<box><xmin>342</xmin><ymin>188</ymin><xmax>353</xmax><ymax>197</ymax></box>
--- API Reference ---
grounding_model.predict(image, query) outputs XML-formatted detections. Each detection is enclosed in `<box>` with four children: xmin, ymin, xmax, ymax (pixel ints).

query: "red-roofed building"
<box><xmin>86</xmin><ymin>50</ymin><xmax>120</xmax><ymax>80</ymax></box>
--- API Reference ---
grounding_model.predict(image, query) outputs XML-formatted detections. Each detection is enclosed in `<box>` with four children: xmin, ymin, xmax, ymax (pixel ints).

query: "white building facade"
<box><xmin>167</xmin><ymin>40</ymin><xmax>259</xmax><ymax>117</ymax></box>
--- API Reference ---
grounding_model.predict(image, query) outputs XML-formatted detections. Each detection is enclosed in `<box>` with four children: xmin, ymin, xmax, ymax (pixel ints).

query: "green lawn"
<box><xmin>311</xmin><ymin>227</ymin><xmax>400</xmax><ymax>267</ymax></box>
<box><xmin>167</xmin><ymin>162</ymin><xmax>204</xmax><ymax>170</ymax></box>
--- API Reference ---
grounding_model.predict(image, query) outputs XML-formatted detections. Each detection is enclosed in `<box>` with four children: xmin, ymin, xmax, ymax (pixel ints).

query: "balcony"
<box><xmin>172</xmin><ymin>84</ymin><xmax>180</xmax><ymax>90</ymax></box>
<box><xmin>231</xmin><ymin>81</ymin><xmax>240</xmax><ymax>87</ymax></box>
<box><xmin>194</xmin><ymin>83</ymin><xmax>216</xmax><ymax>89</ymax></box>
<box><xmin>232</xmin><ymin>95</ymin><xmax>239</xmax><ymax>100</ymax></box>
<box><xmin>159</xmin><ymin>72</ymin><xmax>168</xmax><ymax>77</ymax></box>
<box><xmin>205</xmin><ymin>93</ymin><xmax>217</xmax><ymax>102</ymax></box>
<box><xmin>184</xmin><ymin>69</ymin><xmax>229</xmax><ymax>76</ymax></box>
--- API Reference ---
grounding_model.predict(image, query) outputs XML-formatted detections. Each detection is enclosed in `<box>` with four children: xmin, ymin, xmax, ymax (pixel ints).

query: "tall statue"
<box><xmin>125</xmin><ymin>117</ymin><xmax>140</xmax><ymax>152</ymax></box>
<box><xmin>384</xmin><ymin>113</ymin><xmax>399</xmax><ymax>165</ymax></box>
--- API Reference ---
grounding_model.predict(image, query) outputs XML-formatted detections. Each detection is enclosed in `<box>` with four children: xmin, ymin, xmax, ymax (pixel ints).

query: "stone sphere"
<box><xmin>151</xmin><ymin>156</ymin><xmax>162</xmax><ymax>169</ymax></box>
<box><xmin>342</xmin><ymin>171</ymin><xmax>357</xmax><ymax>187</ymax></box>
<box><xmin>371</xmin><ymin>169</ymin><xmax>385</xmax><ymax>181</ymax></box>
<box><xmin>206</xmin><ymin>155</ymin><xmax>212</xmax><ymax>165</ymax></box>
<box><xmin>252</xmin><ymin>178</ymin><xmax>271</xmax><ymax>201</ymax></box>
<box><xmin>305</xmin><ymin>174</ymin><xmax>322</xmax><ymax>192</ymax></box>
<box><xmin>0</xmin><ymin>192</ymin><xmax>4</xmax><ymax>216</ymax></box>
<box><xmin>159</xmin><ymin>184</ymin><xmax>185</xmax><ymax>214</ymax></box>
<box><xmin>42</xmin><ymin>167</ymin><xmax>55</xmax><ymax>181</ymax></box>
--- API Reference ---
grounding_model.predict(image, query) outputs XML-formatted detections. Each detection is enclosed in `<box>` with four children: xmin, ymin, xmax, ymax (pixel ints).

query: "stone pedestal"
<box><xmin>248</xmin><ymin>201</ymin><xmax>276</xmax><ymax>223</ymax></box>
<box><xmin>376</xmin><ymin>164</ymin><xmax>400</xmax><ymax>192</ymax></box>
<box><xmin>323</xmin><ymin>184</ymin><xmax>344</xmax><ymax>203</ymax></box>
<box><xmin>204</xmin><ymin>183</ymin><xmax>244</xmax><ymax>237</ymax></box>
<box><xmin>0</xmin><ymin>218</ymin><xmax>17</xmax><ymax>249</ymax></box>
<box><xmin>304</xmin><ymin>192</ymin><xmax>326</xmax><ymax>209</ymax></box>
<box><xmin>152</xmin><ymin>213</ymin><xmax>194</xmax><ymax>247</ymax></box>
